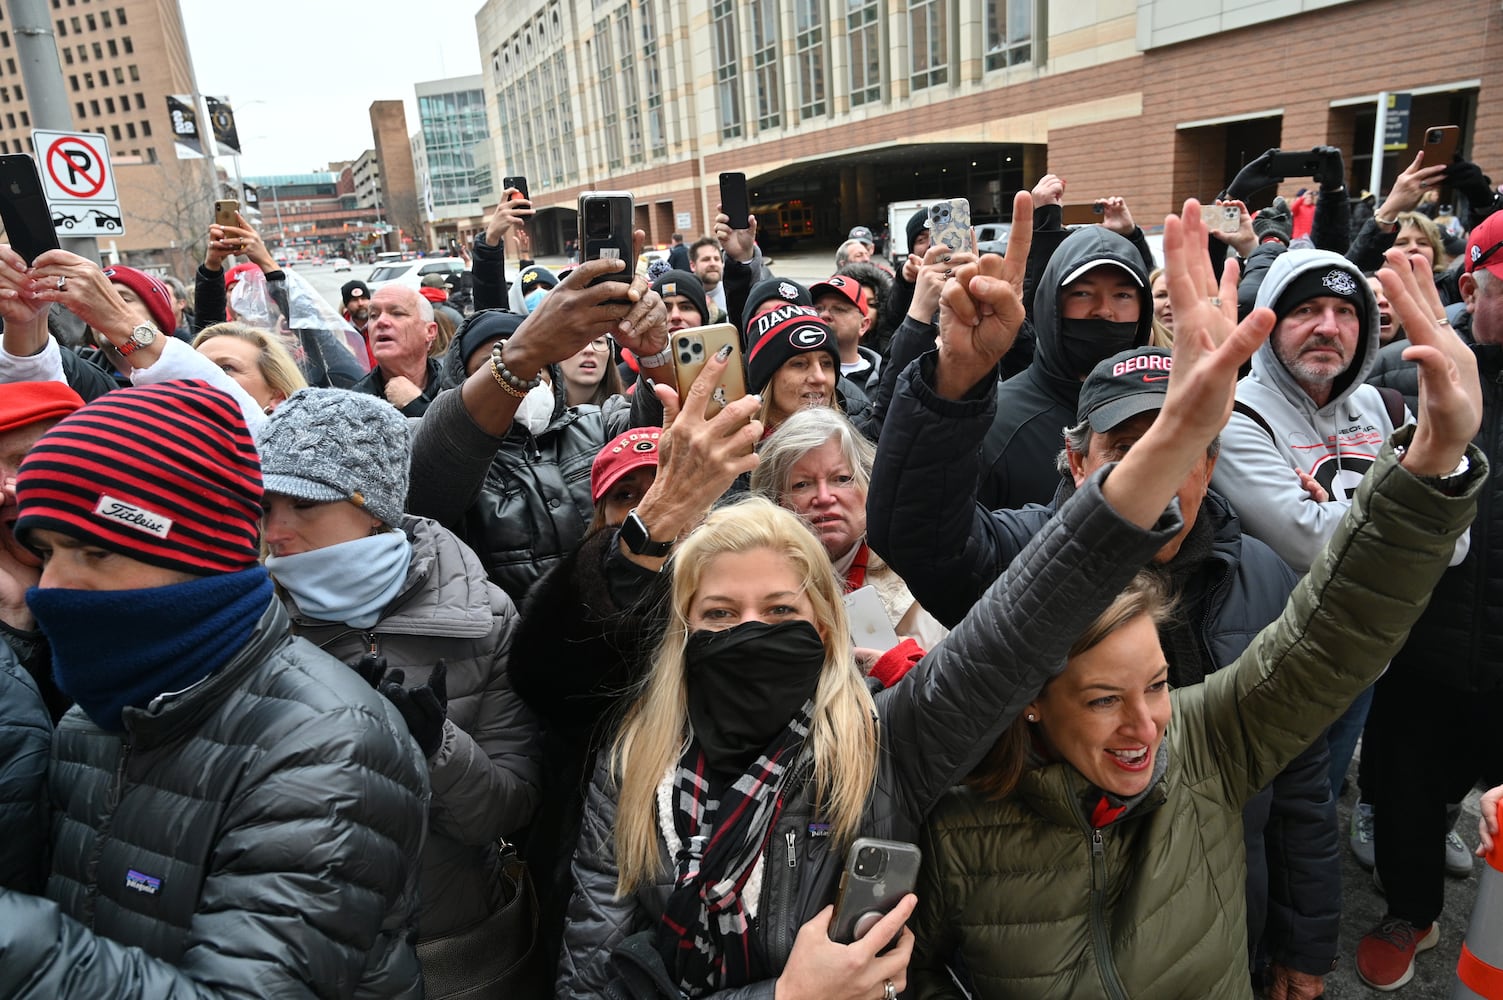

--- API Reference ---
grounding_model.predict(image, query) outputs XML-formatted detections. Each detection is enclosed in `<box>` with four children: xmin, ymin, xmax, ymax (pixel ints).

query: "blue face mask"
<box><xmin>523</xmin><ymin>288</ymin><xmax>548</xmax><ymax>315</ymax></box>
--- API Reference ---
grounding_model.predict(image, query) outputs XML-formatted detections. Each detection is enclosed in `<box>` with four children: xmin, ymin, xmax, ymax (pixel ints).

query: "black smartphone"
<box><xmin>1264</xmin><ymin>149</ymin><xmax>1325</xmax><ymax>180</ymax></box>
<box><xmin>0</xmin><ymin>154</ymin><xmax>61</xmax><ymax>264</ymax></box>
<box><xmin>719</xmin><ymin>172</ymin><xmax>750</xmax><ymax>230</ymax></box>
<box><xmin>1423</xmin><ymin>125</ymin><xmax>1461</xmax><ymax>166</ymax></box>
<box><xmin>829</xmin><ymin>838</ymin><xmax>922</xmax><ymax>945</ymax></box>
<box><xmin>578</xmin><ymin>190</ymin><xmax>634</xmax><ymax>290</ymax></box>
<box><xmin>502</xmin><ymin>175</ymin><xmax>529</xmax><ymax>202</ymax></box>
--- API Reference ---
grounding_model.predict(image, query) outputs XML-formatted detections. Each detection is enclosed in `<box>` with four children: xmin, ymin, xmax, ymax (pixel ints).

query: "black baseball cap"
<box><xmin>341</xmin><ymin>280</ymin><xmax>370</xmax><ymax>305</ymax></box>
<box><xmin>1076</xmin><ymin>346</ymin><xmax>1172</xmax><ymax>432</ymax></box>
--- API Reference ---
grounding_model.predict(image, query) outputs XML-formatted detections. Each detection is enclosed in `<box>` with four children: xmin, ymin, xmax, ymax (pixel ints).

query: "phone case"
<box><xmin>1264</xmin><ymin>150</ymin><xmax>1323</xmax><ymax>180</ymax></box>
<box><xmin>830</xmin><ymin>838</ymin><xmax>923</xmax><ymax>945</ymax></box>
<box><xmin>214</xmin><ymin>200</ymin><xmax>239</xmax><ymax>227</ymax></box>
<box><xmin>719</xmin><ymin>172</ymin><xmax>750</xmax><ymax>229</ymax></box>
<box><xmin>844</xmin><ymin>585</ymin><xmax>900</xmax><ymax>651</ymax></box>
<box><xmin>928</xmin><ymin>198</ymin><xmax>974</xmax><ymax>254</ymax></box>
<box><xmin>670</xmin><ymin>323</ymin><xmax>746</xmax><ymax>419</ymax></box>
<box><xmin>578</xmin><ymin>190</ymin><xmax>634</xmax><ymax>288</ymax></box>
<box><xmin>1423</xmin><ymin>127</ymin><xmax>1460</xmax><ymax>166</ymax></box>
<box><xmin>1199</xmin><ymin>204</ymin><xmax>1241</xmax><ymax>235</ymax></box>
<box><xmin>0</xmin><ymin>154</ymin><xmax>61</xmax><ymax>264</ymax></box>
<box><xmin>503</xmin><ymin>175</ymin><xmax>529</xmax><ymax>201</ymax></box>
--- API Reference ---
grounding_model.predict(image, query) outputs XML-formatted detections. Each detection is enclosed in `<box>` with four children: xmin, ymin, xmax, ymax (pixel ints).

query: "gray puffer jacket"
<box><xmin>284</xmin><ymin>515</ymin><xmax>544</xmax><ymax>939</ymax></box>
<box><xmin>0</xmin><ymin>599</ymin><xmax>429</xmax><ymax>999</ymax></box>
<box><xmin>557</xmin><ymin>462</ymin><xmax>1183</xmax><ymax>998</ymax></box>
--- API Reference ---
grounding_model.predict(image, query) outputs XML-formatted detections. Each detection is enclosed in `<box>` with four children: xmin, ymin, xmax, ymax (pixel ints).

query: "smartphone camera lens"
<box><xmin>1427</xmin><ymin>130</ymin><xmax>1441</xmax><ymax>143</ymax></box>
<box><xmin>853</xmin><ymin>846</ymin><xmax>885</xmax><ymax>879</ymax></box>
<box><xmin>586</xmin><ymin>203</ymin><xmax>610</xmax><ymax>239</ymax></box>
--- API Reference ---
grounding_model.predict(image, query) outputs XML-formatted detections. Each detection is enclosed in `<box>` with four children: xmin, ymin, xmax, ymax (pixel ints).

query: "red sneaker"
<box><xmin>1356</xmin><ymin>918</ymin><xmax>1440</xmax><ymax>991</ymax></box>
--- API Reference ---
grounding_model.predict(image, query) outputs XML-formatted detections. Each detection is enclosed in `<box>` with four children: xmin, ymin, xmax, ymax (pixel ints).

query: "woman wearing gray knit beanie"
<box><xmin>255</xmin><ymin>387</ymin><xmax>545</xmax><ymax>997</ymax></box>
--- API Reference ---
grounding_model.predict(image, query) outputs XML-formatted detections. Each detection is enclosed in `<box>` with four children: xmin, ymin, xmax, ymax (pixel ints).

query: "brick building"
<box><xmin>369</xmin><ymin>99</ymin><xmax>421</xmax><ymax>252</ymax></box>
<box><xmin>473</xmin><ymin>0</ymin><xmax>1502</xmax><ymax>256</ymax></box>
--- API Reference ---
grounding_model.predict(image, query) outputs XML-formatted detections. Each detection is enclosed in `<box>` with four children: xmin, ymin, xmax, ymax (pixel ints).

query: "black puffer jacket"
<box><xmin>350</xmin><ymin>355</ymin><xmax>445</xmax><ymax>417</ymax></box>
<box><xmin>283</xmin><ymin>516</ymin><xmax>543</xmax><ymax>941</ymax></box>
<box><xmin>0</xmin><ymin>599</ymin><xmax>428</xmax><ymax>999</ymax></box>
<box><xmin>406</xmin><ymin>335</ymin><xmax>630</xmax><ymax>604</ymax></box>
<box><xmin>976</xmin><ymin>226</ymin><xmax>1152</xmax><ymax>510</ymax></box>
<box><xmin>557</xmin><ymin>461</ymin><xmax>1184</xmax><ymax>997</ymax></box>
<box><xmin>0</xmin><ymin>644</ymin><xmax>49</xmax><ymax>893</ymax></box>
<box><xmin>1367</xmin><ymin>313</ymin><xmax>1503</xmax><ymax>692</ymax></box>
<box><xmin>868</xmin><ymin>356</ymin><xmax>1341</xmax><ymax>972</ymax></box>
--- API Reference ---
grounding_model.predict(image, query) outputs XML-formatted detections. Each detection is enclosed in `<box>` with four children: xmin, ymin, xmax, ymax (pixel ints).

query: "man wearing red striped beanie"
<box><xmin>0</xmin><ymin>380</ymin><xmax>429</xmax><ymax>999</ymax></box>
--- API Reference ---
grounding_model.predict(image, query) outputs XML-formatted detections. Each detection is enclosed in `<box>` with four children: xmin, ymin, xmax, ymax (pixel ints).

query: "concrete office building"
<box><xmin>473</xmin><ymin>0</ymin><xmax>1503</xmax><ymax>256</ymax></box>
<box><xmin>0</xmin><ymin>0</ymin><xmax>218</xmax><ymax>270</ymax></box>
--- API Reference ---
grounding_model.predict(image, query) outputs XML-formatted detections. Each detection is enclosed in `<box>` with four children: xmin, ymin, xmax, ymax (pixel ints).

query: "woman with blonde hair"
<box><xmin>193</xmin><ymin>321</ymin><xmax>308</xmax><ymax>414</ymax></box>
<box><xmin>556</xmin><ymin>290</ymin><xmax>1251</xmax><ymax>996</ymax></box>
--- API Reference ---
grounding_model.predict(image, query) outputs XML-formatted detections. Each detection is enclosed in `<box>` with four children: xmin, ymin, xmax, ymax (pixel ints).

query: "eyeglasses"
<box><xmin>1472</xmin><ymin>237</ymin><xmax>1503</xmax><ymax>272</ymax></box>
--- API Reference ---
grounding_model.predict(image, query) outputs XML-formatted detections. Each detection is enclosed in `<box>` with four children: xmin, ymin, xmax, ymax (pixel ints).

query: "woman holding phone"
<box><xmin>556</xmin><ymin>198</ymin><xmax>1287</xmax><ymax>999</ymax></box>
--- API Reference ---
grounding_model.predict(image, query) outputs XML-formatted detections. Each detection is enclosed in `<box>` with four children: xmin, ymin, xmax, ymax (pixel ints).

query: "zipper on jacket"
<box><xmin>764</xmin><ymin>758</ymin><xmax>814</xmax><ymax>965</ymax></box>
<box><xmin>108</xmin><ymin>741</ymin><xmax>132</xmax><ymax>810</ymax></box>
<box><xmin>785</xmin><ymin>831</ymin><xmax>797</xmax><ymax>868</ymax></box>
<box><xmin>1087</xmin><ymin>827</ymin><xmax>1130</xmax><ymax>1000</ymax></box>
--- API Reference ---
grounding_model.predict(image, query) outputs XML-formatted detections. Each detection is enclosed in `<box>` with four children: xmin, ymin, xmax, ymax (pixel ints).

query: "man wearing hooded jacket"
<box><xmin>975</xmin><ymin>224</ymin><xmax>1154</xmax><ymax>510</ymax></box>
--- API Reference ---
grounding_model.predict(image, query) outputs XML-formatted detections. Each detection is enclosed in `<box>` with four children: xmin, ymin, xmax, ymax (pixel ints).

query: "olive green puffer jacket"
<box><xmin>911</xmin><ymin>435</ymin><xmax>1484</xmax><ymax>1000</ymax></box>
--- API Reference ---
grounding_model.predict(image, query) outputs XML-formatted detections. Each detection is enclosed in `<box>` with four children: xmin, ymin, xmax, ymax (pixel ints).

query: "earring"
<box><xmin>263</xmin><ymin>404</ymin><xmax>275</xmax><ymax>415</ymax></box>
<box><xmin>1025</xmin><ymin>713</ymin><xmax>1037</xmax><ymax>723</ymax></box>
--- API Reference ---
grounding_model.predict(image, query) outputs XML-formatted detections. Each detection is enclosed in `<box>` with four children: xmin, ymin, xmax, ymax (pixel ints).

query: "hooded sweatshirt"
<box><xmin>1211</xmin><ymin>249</ymin><xmax>1468</xmax><ymax>574</ymax></box>
<box><xmin>976</xmin><ymin>227</ymin><xmax>1152</xmax><ymax>511</ymax></box>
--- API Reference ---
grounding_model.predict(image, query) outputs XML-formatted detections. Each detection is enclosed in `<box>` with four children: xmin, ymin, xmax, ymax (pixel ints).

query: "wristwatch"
<box><xmin>115</xmin><ymin>323</ymin><xmax>158</xmax><ymax>358</ymax></box>
<box><xmin>637</xmin><ymin>343</ymin><xmax>674</xmax><ymax>368</ymax></box>
<box><xmin>621</xmin><ymin>508</ymin><xmax>673</xmax><ymax>557</ymax></box>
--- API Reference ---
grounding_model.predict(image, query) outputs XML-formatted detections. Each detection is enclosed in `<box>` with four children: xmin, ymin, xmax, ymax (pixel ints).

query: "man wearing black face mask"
<box><xmin>974</xmin><ymin>225</ymin><xmax>1151</xmax><ymax>510</ymax></box>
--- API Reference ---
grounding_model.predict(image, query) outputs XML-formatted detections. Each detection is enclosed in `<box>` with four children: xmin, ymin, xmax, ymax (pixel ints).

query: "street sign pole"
<box><xmin>11</xmin><ymin>0</ymin><xmax>98</xmax><ymax>262</ymax></box>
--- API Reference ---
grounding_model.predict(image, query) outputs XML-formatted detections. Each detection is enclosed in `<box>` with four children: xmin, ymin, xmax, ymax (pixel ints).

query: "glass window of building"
<box><xmin>711</xmin><ymin>0</ymin><xmax>743</xmax><ymax>139</ymax></box>
<box><xmin>985</xmin><ymin>0</ymin><xmax>1034</xmax><ymax>70</ymax></box>
<box><xmin>593</xmin><ymin>20</ymin><xmax>623</xmax><ymax>169</ymax></box>
<box><xmin>640</xmin><ymin>0</ymin><xmax>667</xmax><ymax>157</ymax></box>
<box><xmin>615</xmin><ymin>7</ymin><xmax>643</xmax><ymax>162</ymax></box>
<box><xmin>847</xmin><ymin>0</ymin><xmax>881</xmax><ymax>107</ymax></box>
<box><xmin>750</xmin><ymin>0</ymin><xmax>780</xmax><ymax>130</ymax></box>
<box><xmin>795</xmin><ymin>0</ymin><xmax>825</xmax><ymax>119</ymax></box>
<box><xmin>910</xmin><ymin>0</ymin><xmax>948</xmax><ymax>89</ymax></box>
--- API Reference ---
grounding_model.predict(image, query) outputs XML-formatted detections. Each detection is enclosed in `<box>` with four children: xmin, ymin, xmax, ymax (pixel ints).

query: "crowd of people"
<box><xmin>0</xmin><ymin>138</ymin><xmax>1501</xmax><ymax>1000</ymax></box>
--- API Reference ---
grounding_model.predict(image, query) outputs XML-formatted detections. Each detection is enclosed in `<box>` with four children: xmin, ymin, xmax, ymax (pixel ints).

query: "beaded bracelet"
<box><xmin>490</xmin><ymin>340</ymin><xmax>543</xmax><ymax>399</ymax></box>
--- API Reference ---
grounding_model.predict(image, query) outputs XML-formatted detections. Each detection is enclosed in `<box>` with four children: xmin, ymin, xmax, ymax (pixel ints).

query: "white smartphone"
<box><xmin>844</xmin><ymin>585</ymin><xmax>900</xmax><ymax>651</ymax></box>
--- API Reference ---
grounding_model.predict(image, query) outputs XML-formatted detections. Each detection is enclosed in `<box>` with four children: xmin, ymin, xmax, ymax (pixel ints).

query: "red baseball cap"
<box><xmin>591</xmin><ymin>429</ymin><xmax>662</xmax><ymax>503</ymax></box>
<box><xmin>1465</xmin><ymin>211</ymin><xmax>1503</xmax><ymax>280</ymax></box>
<box><xmin>810</xmin><ymin>275</ymin><xmax>869</xmax><ymax>317</ymax></box>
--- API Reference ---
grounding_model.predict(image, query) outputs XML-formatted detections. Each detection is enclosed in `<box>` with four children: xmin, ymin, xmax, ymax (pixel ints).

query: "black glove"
<box><xmin>1314</xmin><ymin>145</ymin><xmax>1347</xmax><ymax>191</ymax></box>
<box><xmin>379</xmin><ymin>661</ymin><xmax>449</xmax><ymax>759</ymax></box>
<box><xmin>1445</xmin><ymin>159</ymin><xmax>1495</xmax><ymax>206</ymax></box>
<box><xmin>1252</xmin><ymin>197</ymin><xmax>1293</xmax><ymax>246</ymax></box>
<box><xmin>1224</xmin><ymin>149</ymin><xmax>1281</xmax><ymax>202</ymax></box>
<box><xmin>354</xmin><ymin>651</ymin><xmax>389</xmax><ymax>688</ymax></box>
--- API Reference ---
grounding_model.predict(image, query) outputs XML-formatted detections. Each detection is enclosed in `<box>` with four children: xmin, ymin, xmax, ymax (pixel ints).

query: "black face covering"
<box><xmin>684</xmin><ymin>619</ymin><xmax>826</xmax><ymax>772</ymax></box>
<box><xmin>1057</xmin><ymin>318</ymin><xmax>1141</xmax><ymax>379</ymax></box>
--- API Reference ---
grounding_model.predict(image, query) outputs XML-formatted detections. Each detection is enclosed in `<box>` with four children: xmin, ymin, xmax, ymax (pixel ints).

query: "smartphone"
<box><xmin>829</xmin><ymin>838</ymin><xmax>922</xmax><ymax>945</ymax></box>
<box><xmin>927</xmin><ymin>198</ymin><xmax>974</xmax><ymax>254</ymax></box>
<box><xmin>719</xmin><ymin>172</ymin><xmax>750</xmax><ymax>230</ymax></box>
<box><xmin>670</xmin><ymin>323</ymin><xmax>746</xmax><ymax>419</ymax></box>
<box><xmin>502</xmin><ymin>175</ymin><xmax>529</xmax><ymax>202</ymax></box>
<box><xmin>0</xmin><ymin>154</ymin><xmax>61</xmax><ymax>264</ymax></box>
<box><xmin>214</xmin><ymin>199</ymin><xmax>239</xmax><ymax>228</ymax></box>
<box><xmin>844</xmin><ymin>585</ymin><xmax>900</xmax><ymax>651</ymax></box>
<box><xmin>1264</xmin><ymin>149</ymin><xmax>1324</xmax><ymax>180</ymax></box>
<box><xmin>1200</xmin><ymin>203</ymin><xmax>1241</xmax><ymax>234</ymax></box>
<box><xmin>1423</xmin><ymin>125</ymin><xmax>1460</xmax><ymax>167</ymax></box>
<box><xmin>579</xmin><ymin>190</ymin><xmax>635</xmax><ymax>291</ymax></box>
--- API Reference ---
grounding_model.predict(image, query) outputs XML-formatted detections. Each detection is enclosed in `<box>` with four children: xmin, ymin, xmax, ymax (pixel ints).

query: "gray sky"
<box><xmin>180</xmin><ymin>0</ymin><xmax>484</xmax><ymax>177</ymax></box>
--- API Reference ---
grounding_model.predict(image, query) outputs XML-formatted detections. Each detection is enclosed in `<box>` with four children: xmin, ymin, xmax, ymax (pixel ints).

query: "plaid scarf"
<box><xmin>658</xmin><ymin>700</ymin><xmax>815</xmax><ymax>995</ymax></box>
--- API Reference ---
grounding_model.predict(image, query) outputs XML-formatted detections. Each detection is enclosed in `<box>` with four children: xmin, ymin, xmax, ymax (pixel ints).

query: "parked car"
<box><xmin>330</xmin><ymin>257</ymin><xmax>352</xmax><ymax>272</ymax></box>
<box><xmin>366</xmin><ymin>256</ymin><xmax>467</xmax><ymax>291</ymax></box>
<box><xmin>976</xmin><ymin>222</ymin><xmax>1010</xmax><ymax>256</ymax></box>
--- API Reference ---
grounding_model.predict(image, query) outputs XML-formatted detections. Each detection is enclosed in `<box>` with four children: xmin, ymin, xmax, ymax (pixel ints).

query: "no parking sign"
<box><xmin>31</xmin><ymin>129</ymin><xmax>125</xmax><ymax>237</ymax></box>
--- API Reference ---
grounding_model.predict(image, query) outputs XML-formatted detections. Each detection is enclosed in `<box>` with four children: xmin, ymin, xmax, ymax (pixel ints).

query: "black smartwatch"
<box><xmin>621</xmin><ymin>509</ymin><xmax>672</xmax><ymax>557</ymax></box>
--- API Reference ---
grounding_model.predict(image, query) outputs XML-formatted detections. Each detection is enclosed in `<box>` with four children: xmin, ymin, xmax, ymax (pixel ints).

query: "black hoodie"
<box><xmin>976</xmin><ymin>226</ymin><xmax>1152</xmax><ymax>510</ymax></box>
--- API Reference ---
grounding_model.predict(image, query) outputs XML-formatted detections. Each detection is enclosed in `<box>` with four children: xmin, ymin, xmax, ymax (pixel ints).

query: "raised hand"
<box><xmin>1378</xmin><ymin>247</ymin><xmax>1481</xmax><ymax>475</ymax></box>
<box><xmin>1096</xmin><ymin>196</ymin><xmax>1135</xmax><ymax>236</ymax></box>
<box><xmin>713</xmin><ymin>204</ymin><xmax>759</xmax><ymax>263</ymax></box>
<box><xmin>934</xmin><ymin>189</ymin><xmax>1033</xmax><ymax>398</ymax></box>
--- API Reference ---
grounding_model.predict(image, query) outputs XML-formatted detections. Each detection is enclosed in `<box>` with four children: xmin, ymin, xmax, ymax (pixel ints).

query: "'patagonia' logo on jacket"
<box><xmin>125</xmin><ymin>869</ymin><xmax>162</xmax><ymax>895</ymax></box>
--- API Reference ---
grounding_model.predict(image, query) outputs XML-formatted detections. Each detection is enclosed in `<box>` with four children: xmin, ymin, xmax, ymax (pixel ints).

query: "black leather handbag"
<box><xmin>416</xmin><ymin>840</ymin><xmax>546</xmax><ymax>999</ymax></box>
